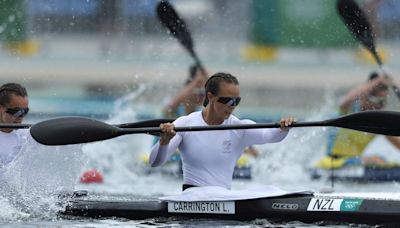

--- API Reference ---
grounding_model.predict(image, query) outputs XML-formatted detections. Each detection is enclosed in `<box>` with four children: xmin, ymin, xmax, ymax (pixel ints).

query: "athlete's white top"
<box><xmin>149</xmin><ymin>111</ymin><xmax>289</xmax><ymax>189</ymax></box>
<box><xmin>0</xmin><ymin>129</ymin><xmax>29</xmax><ymax>168</ymax></box>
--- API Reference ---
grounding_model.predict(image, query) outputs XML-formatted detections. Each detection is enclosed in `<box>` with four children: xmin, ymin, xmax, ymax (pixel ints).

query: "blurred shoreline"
<box><xmin>2</xmin><ymin>35</ymin><xmax>399</xmax><ymax>87</ymax></box>
<box><xmin>2</xmin><ymin>35</ymin><xmax>400</xmax><ymax>114</ymax></box>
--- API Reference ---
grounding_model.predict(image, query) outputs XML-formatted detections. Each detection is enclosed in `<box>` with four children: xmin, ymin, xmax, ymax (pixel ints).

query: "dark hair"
<box><xmin>203</xmin><ymin>72</ymin><xmax>239</xmax><ymax>107</ymax></box>
<box><xmin>368</xmin><ymin>71</ymin><xmax>379</xmax><ymax>81</ymax></box>
<box><xmin>0</xmin><ymin>83</ymin><xmax>28</xmax><ymax>106</ymax></box>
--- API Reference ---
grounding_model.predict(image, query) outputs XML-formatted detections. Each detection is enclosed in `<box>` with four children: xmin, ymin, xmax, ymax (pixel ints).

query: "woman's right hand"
<box><xmin>159</xmin><ymin>123</ymin><xmax>176</xmax><ymax>145</ymax></box>
<box><xmin>279</xmin><ymin>116</ymin><xmax>296</xmax><ymax>132</ymax></box>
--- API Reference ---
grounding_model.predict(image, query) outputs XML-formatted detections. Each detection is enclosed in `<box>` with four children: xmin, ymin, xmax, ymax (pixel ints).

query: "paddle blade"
<box><xmin>329</xmin><ymin>110</ymin><xmax>400</xmax><ymax>136</ymax></box>
<box><xmin>30</xmin><ymin>117</ymin><xmax>121</xmax><ymax>145</ymax></box>
<box><xmin>156</xmin><ymin>0</ymin><xmax>194</xmax><ymax>54</ymax></box>
<box><xmin>336</xmin><ymin>0</ymin><xmax>379</xmax><ymax>61</ymax></box>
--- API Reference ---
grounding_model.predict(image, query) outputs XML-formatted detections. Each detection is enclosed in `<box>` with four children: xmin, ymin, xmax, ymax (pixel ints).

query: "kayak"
<box><xmin>311</xmin><ymin>155</ymin><xmax>400</xmax><ymax>182</ymax></box>
<box><xmin>61</xmin><ymin>189</ymin><xmax>400</xmax><ymax>226</ymax></box>
<box><xmin>309</xmin><ymin>165</ymin><xmax>400</xmax><ymax>182</ymax></box>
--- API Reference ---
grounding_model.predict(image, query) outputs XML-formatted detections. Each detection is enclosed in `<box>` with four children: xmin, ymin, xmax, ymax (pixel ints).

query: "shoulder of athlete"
<box><xmin>174</xmin><ymin>111</ymin><xmax>199</xmax><ymax>126</ymax></box>
<box><xmin>227</xmin><ymin>115</ymin><xmax>254</xmax><ymax>125</ymax></box>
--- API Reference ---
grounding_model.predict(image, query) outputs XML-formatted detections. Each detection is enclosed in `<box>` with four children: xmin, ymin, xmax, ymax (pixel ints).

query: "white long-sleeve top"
<box><xmin>0</xmin><ymin>129</ymin><xmax>29</xmax><ymax>168</ymax></box>
<box><xmin>149</xmin><ymin>111</ymin><xmax>289</xmax><ymax>189</ymax></box>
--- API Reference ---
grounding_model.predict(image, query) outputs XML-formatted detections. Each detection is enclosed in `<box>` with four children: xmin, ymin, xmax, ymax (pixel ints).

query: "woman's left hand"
<box><xmin>279</xmin><ymin>117</ymin><xmax>296</xmax><ymax>131</ymax></box>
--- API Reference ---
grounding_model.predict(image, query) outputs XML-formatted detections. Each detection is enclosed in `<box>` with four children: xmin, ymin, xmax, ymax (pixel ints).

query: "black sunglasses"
<box><xmin>217</xmin><ymin>96</ymin><xmax>241</xmax><ymax>107</ymax></box>
<box><xmin>5</xmin><ymin>107</ymin><xmax>30</xmax><ymax>118</ymax></box>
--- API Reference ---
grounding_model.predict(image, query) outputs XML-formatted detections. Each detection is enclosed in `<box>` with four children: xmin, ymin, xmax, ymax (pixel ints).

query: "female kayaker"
<box><xmin>150</xmin><ymin>72</ymin><xmax>295</xmax><ymax>190</ymax></box>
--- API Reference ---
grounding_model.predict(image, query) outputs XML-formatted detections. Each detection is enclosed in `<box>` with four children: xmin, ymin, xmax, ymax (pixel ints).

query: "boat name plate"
<box><xmin>168</xmin><ymin>201</ymin><xmax>235</xmax><ymax>214</ymax></box>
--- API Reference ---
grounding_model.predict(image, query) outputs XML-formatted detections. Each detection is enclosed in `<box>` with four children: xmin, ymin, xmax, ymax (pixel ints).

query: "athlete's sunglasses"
<box><xmin>217</xmin><ymin>96</ymin><xmax>241</xmax><ymax>107</ymax></box>
<box><xmin>4</xmin><ymin>107</ymin><xmax>30</xmax><ymax>118</ymax></box>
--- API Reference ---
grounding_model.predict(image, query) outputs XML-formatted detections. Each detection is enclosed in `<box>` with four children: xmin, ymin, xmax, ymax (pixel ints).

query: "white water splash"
<box><xmin>252</xmin><ymin>90</ymin><xmax>338</xmax><ymax>189</ymax></box>
<box><xmin>112</xmin><ymin>83</ymin><xmax>146</xmax><ymax>115</ymax></box>
<box><xmin>1</xmin><ymin>135</ymin><xmax>84</xmax><ymax>220</ymax></box>
<box><xmin>80</xmin><ymin>84</ymin><xmax>156</xmax><ymax>190</ymax></box>
<box><xmin>0</xmin><ymin>197</ymin><xmax>29</xmax><ymax>221</ymax></box>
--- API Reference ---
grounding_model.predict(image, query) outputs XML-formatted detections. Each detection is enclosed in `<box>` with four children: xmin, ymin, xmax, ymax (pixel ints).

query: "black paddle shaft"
<box><xmin>30</xmin><ymin>110</ymin><xmax>400</xmax><ymax>146</ymax></box>
<box><xmin>156</xmin><ymin>0</ymin><xmax>204</xmax><ymax>71</ymax></box>
<box><xmin>0</xmin><ymin>123</ymin><xmax>31</xmax><ymax>129</ymax></box>
<box><xmin>120</xmin><ymin>110</ymin><xmax>399</xmax><ymax>136</ymax></box>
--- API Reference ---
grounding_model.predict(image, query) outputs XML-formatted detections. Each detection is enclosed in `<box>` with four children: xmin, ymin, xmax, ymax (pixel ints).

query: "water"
<box><xmin>1</xmin><ymin>88</ymin><xmax>400</xmax><ymax>227</ymax></box>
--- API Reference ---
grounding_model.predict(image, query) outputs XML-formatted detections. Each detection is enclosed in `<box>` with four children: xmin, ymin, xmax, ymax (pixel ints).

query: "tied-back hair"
<box><xmin>203</xmin><ymin>72</ymin><xmax>239</xmax><ymax>107</ymax></box>
<box><xmin>0</xmin><ymin>83</ymin><xmax>28</xmax><ymax>106</ymax></box>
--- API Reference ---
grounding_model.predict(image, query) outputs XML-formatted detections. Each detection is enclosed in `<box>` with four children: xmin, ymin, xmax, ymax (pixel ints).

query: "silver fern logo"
<box><xmin>222</xmin><ymin>140</ymin><xmax>231</xmax><ymax>153</ymax></box>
